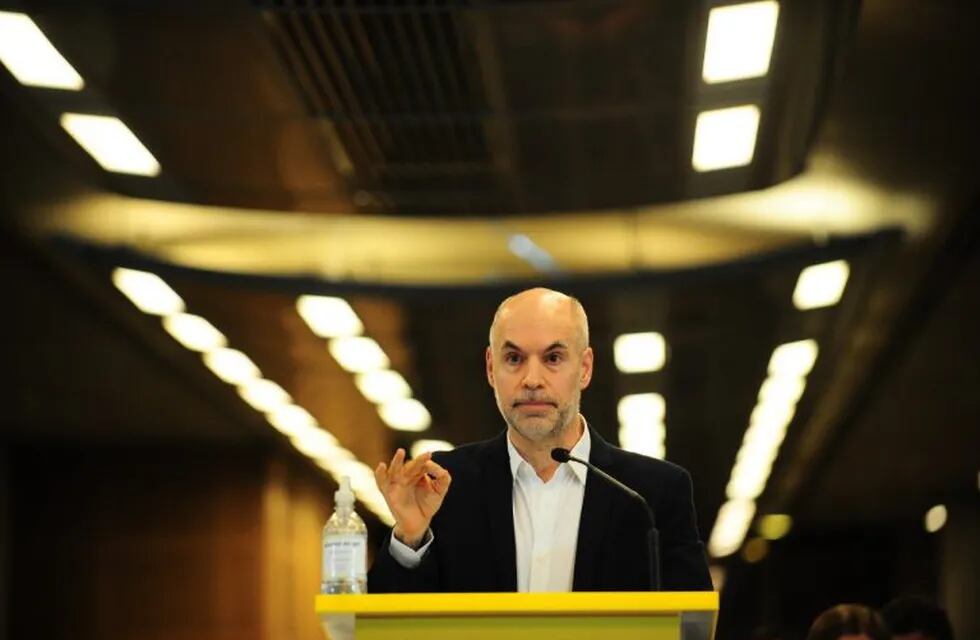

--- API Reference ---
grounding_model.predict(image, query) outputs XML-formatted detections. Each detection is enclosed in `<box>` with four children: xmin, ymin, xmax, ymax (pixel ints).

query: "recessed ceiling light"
<box><xmin>757</xmin><ymin>375</ymin><xmax>805</xmax><ymax>406</ymax></box>
<box><xmin>296</xmin><ymin>295</ymin><xmax>363</xmax><ymax>338</ymax></box>
<box><xmin>692</xmin><ymin>105</ymin><xmax>760</xmax><ymax>172</ymax></box>
<box><xmin>793</xmin><ymin>259</ymin><xmax>850</xmax><ymax>310</ymax></box>
<box><xmin>60</xmin><ymin>113</ymin><xmax>161</xmax><ymax>176</ymax></box>
<box><xmin>614</xmin><ymin>332</ymin><xmax>667</xmax><ymax>373</ymax></box>
<box><xmin>618</xmin><ymin>420</ymin><xmax>666</xmax><ymax>459</ymax></box>
<box><xmin>378</xmin><ymin>398</ymin><xmax>431</xmax><ymax>432</ymax></box>
<box><xmin>162</xmin><ymin>313</ymin><xmax>226</xmax><ymax>352</ymax></box>
<box><xmin>202</xmin><ymin>348</ymin><xmax>261</xmax><ymax>385</ymax></box>
<box><xmin>328</xmin><ymin>336</ymin><xmax>390</xmax><ymax>373</ymax></box>
<box><xmin>0</xmin><ymin>11</ymin><xmax>84</xmax><ymax>90</ymax></box>
<box><xmin>617</xmin><ymin>393</ymin><xmax>666</xmax><ymax>425</ymax></box>
<box><xmin>355</xmin><ymin>369</ymin><xmax>412</xmax><ymax>404</ymax></box>
<box><xmin>708</xmin><ymin>499</ymin><xmax>756</xmax><ymax>557</ymax></box>
<box><xmin>267</xmin><ymin>404</ymin><xmax>318</xmax><ymax>437</ymax></box>
<box><xmin>237</xmin><ymin>378</ymin><xmax>291</xmax><ymax>413</ymax></box>
<box><xmin>409</xmin><ymin>439</ymin><xmax>454</xmax><ymax>459</ymax></box>
<box><xmin>111</xmin><ymin>267</ymin><xmax>184</xmax><ymax>316</ymax></box>
<box><xmin>767</xmin><ymin>339</ymin><xmax>818</xmax><ymax>377</ymax></box>
<box><xmin>702</xmin><ymin>1</ymin><xmax>780</xmax><ymax>84</ymax></box>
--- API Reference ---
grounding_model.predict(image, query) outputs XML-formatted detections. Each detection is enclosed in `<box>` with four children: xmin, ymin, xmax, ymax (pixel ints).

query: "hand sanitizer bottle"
<box><xmin>320</xmin><ymin>476</ymin><xmax>367</xmax><ymax>594</ymax></box>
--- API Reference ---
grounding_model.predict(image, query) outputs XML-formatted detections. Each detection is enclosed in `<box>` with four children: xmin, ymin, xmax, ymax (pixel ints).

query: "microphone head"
<box><xmin>550</xmin><ymin>447</ymin><xmax>571</xmax><ymax>463</ymax></box>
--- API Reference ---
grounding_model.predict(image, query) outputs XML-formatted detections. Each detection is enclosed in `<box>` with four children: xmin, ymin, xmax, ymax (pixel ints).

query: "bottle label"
<box><xmin>322</xmin><ymin>533</ymin><xmax>367</xmax><ymax>580</ymax></box>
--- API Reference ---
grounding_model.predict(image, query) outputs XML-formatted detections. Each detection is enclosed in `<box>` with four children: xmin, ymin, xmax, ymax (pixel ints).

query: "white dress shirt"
<box><xmin>388</xmin><ymin>423</ymin><xmax>591</xmax><ymax>593</ymax></box>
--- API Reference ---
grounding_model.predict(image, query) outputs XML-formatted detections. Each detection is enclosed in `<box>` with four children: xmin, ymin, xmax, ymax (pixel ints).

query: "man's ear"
<box><xmin>485</xmin><ymin>346</ymin><xmax>495</xmax><ymax>388</ymax></box>
<box><xmin>580</xmin><ymin>347</ymin><xmax>594</xmax><ymax>390</ymax></box>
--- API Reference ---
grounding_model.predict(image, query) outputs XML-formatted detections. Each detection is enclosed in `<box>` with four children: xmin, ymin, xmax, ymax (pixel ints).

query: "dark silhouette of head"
<box><xmin>806</xmin><ymin>604</ymin><xmax>889</xmax><ymax>640</ymax></box>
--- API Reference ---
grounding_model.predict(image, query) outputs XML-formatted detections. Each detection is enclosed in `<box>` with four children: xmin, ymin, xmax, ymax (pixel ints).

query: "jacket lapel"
<box><xmin>481</xmin><ymin>431</ymin><xmax>517</xmax><ymax>591</ymax></box>
<box><xmin>572</xmin><ymin>427</ymin><xmax>618</xmax><ymax>591</ymax></box>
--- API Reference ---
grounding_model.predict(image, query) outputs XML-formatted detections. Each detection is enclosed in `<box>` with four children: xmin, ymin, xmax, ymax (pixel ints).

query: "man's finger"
<box><xmin>388</xmin><ymin>448</ymin><xmax>406</xmax><ymax>478</ymax></box>
<box><xmin>424</xmin><ymin>460</ymin><xmax>452</xmax><ymax>495</ymax></box>
<box><xmin>401</xmin><ymin>451</ymin><xmax>432</xmax><ymax>479</ymax></box>
<box><xmin>374</xmin><ymin>462</ymin><xmax>388</xmax><ymax>492</ymax></box>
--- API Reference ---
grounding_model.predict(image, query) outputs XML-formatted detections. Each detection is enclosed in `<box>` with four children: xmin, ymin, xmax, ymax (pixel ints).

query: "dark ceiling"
<box><xmin>0</xmin><ymin>0</ymin><xmax>978</xmax><ymax>565</ymax></box>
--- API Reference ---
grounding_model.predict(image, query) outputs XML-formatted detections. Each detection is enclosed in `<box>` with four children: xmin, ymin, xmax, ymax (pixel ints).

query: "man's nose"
<box><xmin>522</xmin><ymin>358</ymin><xmax>545</xmax><ymax>388</ymax></box>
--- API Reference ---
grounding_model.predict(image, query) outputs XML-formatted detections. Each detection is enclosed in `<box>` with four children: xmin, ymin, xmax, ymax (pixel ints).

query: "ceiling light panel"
<box><xmin>355</xmin><ymin>369</ymin><xmax>412</xmax><ymax>404</ymax></box>
<box><xmin>203</xmin><ymin>348</ymin><xmax>261</xmax><ymax>385</ymax></box>
<box><xmin>267</xmin><ymin>404</ymin><xmax>318</xmax><ymax>437</ymax></box>
<box><xmin>378</xmin><ymin>398</ymin><xmax>431</xmax><ymax>432</ymax></box>
<box><xmin>328</xmin><ymin>336</ymin><xmax>390</xmax><ymax>373</ymax></box>
<box><xmin>708</xmin><ymin>499</ymin><xmax>757</xmax><ymax>557</ymax></box>
<box><xmin>702</xmin><ymin>1</ymin><xmax>780</xmax><ymax>84</ymax></box>
<box><xmin>112</xmin><ymin>267</ymin><xmax>185</xmax><ymax>316</ymax></box>
<box><xmin>614</xmin><ymin>332</ymin><xmax>667</xmax><ymax>373</ymax></box>
<box><xmin>692</xmin><ymin>105</ymin><xmax>761</xmax><ymax>172</ymax></box>
<box><xmin>60</xmin><ymin>113</ymin><xmax>161</xmax><ymax>176</ymax></box>
<box><xmin>237</xmin><ymin>378</ymin><xmax>292</xmax><ymax>413</ymax></box>
<box><xmin>112</xmin><ymin>269</ymin><xmax>392</xmax><ymax>524</ymax></box>
<box><xmin>768</xmin><ymin>339</ymin><xmax>818</xmax><ymax>377</ymax></box>
<box><xmin>618</xmin><ymin>420</ymin><xmax>666</xmax><ymax>459</ymax></box>
<box><xmin>162</xmin><ymin>313</ymin><xmax>226</xmax><ymax>352</ymax></box>
<box><xmin>0</xmin><ymin>11</ymin><xmax>84</xmax><ymax>90</ymax></box>
<box><xmin>617</xmin><ymin>393</ymin><xmax>667</xmax><ymax>425</ymax></box>
<box><xmin>296</xmin><ymin>295</ymin><xmax>364</xmax><ymax>338</ymax></box>
<box><xmin>409</xmin><ymin>439</ymin><xmax>454</xmax><ymax>459</ymax></box>
<box><xmin>793</xmin><ymin>259</ymin><xmax>850</xmax><ymax>310</ymax></box>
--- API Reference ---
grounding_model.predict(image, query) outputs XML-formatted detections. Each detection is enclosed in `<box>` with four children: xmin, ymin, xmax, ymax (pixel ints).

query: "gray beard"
<box><xmin>499</xmin><ymin>396</ymin><xmax>578</xmax><ymax>443</ymax></box>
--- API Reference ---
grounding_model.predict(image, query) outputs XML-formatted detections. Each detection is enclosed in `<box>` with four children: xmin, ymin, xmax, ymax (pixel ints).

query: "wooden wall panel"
<box><xmin>9</xmin><ymin>444</ymin><xmax>335</xmax><ymax>640</ymax></box>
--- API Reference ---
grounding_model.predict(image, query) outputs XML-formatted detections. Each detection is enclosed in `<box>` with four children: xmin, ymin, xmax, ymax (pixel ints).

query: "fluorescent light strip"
<box><xmin>708</xmin><ymin>499</ymin><xmax>756</xmax><ymax>558</ymax></box>
<box><xmin>702</xmin><ymin>1</ymin><xmax>780</xmax><ymax>84</ymax></box>
<box><xmin>329</xmin><ymin>336</ymin><xmax>390</xmax><ymax>373</ymax></box>
<box><xmin>692</xmin><ymin>105</ymin><xmax>761</xmax><ymax>172</ymax></box>
<box><xmin>162</xmin><ymin>313</ymin><xmax>226</xmax><ymax>352</ymax></box>
<box><xmin>617</xmin><ymin>393</ymin><xmax>667</xmax><ymax>459</ymax></box>
<box><xmin>0</xmin><ymin>11</ymin><xmax>84</xmax><ymax>90</ymax></box>
<box><xmin>379</xmin><ymin>398</ymin><xmax>431</xmax><ymax>432</ymax></box>
<box><xmin>296</xmin><ymin>295</ymin><xmax>364</xmax><ymax>338</ymax></box>
<box><xmin>410</xmin><ymin>439</ymin><xmax>455</xmax><ymax>459</ymax></box>
<box><xmin>793</xmin><ymin>259</ymin><xmax>850</xmax><ymax>310</ymax></box>
<box><xmin>708</xmin><ymin>339</ymin><xmax>819</xmax><ymax>556</ymax></box>
<box><xmin>300</xmin><ymin>295</ymin><xmax>433</xmax><ymax>435</ymax></box>
<box><xmin>60</xmin><ymin>113</ymin><xmax>161</xmax><ymax>176</ymax></box>
<box><xmin>614</xmin><ymin>332</ymin><xmax>666</xmax><ymax>373</ymax></box>
<box><xmin>113</xmin><ymin>268</ymin><xmax>393</xmax><ymax>525</ymax></box>
<box><xmin>112</xmin><ymin>267</ymin><xmax>184</xmax><ymax>316</ymax></box>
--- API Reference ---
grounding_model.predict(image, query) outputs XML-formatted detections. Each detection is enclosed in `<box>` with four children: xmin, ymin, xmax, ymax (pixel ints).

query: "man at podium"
<box><xmin>369</xmin><ymin>288</ymin><xmax>712</xmax><ymax>593</ymax></box>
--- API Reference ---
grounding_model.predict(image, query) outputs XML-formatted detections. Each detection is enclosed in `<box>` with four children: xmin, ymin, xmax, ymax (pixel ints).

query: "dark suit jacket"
<box><xmin>368</xmin><ymin>427</ymin><xmax>712</xmax><ymax>592</ymax></box>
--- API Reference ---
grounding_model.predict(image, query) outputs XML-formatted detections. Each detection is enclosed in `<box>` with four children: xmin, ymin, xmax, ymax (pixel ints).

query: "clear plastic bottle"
<box><xmin>321</xmin><ymin>476</ymin><xmax>368</xmax><ymax>594</ymax></box>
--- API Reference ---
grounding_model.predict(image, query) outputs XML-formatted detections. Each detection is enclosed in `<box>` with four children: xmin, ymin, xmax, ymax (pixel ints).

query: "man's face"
<box><xmin>486</xmin><ymin>294</ymin><xmax>593</xmax><ymax>443</ymax></box>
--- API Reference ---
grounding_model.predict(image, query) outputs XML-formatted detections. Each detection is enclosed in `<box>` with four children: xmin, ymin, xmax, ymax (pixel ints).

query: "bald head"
<box><xmin>489</xmin><ymin>288</ymin><xmax>589</xmax><ymax>353</ymax></box>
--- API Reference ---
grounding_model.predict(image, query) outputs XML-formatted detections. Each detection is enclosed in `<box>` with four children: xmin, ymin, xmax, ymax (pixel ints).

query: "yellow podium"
<box><xmin>315</xmin><ymin>592</ymin><xmax>718</xmax><ymax>640</ymax></box>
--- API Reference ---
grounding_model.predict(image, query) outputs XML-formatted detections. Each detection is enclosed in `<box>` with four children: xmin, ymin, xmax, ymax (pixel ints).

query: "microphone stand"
<box><xmin>552</xmin><ymin>448</ymin><xmax>661</xmax><ymax>590</ymax></box>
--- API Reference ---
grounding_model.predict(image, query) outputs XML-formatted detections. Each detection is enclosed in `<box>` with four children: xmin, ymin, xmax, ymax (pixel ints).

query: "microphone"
<box><xmin>551</xmin><ymin>447</ymin><xmax>661</xmax><ymax>590</ymax></box>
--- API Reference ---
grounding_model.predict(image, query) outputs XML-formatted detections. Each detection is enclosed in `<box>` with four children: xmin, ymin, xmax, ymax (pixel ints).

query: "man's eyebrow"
<box><xmin>501</xmin><ymin>340</ymin><xmax>569</xmax><ymax>353</ymax></box>
<box><xmin>544</xmin><ymin>341</ymin><xmax>569</xmax><ymax>352</ymax></box>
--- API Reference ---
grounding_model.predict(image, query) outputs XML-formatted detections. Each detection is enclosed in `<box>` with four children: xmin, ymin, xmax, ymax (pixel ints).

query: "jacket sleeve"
<box><xmin>367</xmin><ymin>531</ymin><xmax>441</xmax><ymax>593</ymax></box>
<box><xmin>657</xmin><ymin>467</ymin><xmax>713</xmax><ymax>591</ymax></box>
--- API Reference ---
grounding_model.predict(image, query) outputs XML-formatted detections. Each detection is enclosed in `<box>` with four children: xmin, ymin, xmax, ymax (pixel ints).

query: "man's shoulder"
<box><xmin>431</xmin><ymin>432</ymin><xmax>505</xmax><ymax>471</ymax></box>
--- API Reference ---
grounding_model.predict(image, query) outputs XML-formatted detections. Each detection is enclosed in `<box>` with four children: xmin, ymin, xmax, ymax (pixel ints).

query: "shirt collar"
<box><xmin>506</xmin><ymin>416</ymin><xmax>592</xmax><ymax>484</ymax></box>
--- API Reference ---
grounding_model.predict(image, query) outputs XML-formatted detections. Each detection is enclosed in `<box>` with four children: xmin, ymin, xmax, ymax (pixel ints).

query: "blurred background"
<box><xmin>0</xmin><ymin>0</ymin><xmax>977</xmax><ymax>638</ymax></box>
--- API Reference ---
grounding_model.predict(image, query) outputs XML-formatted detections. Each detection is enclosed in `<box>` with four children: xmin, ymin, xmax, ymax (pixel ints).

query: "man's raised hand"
<box><xmin>375</xmin><ymin>448</ymin><xmax>452</xmax><ymax>547</ymax></box>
